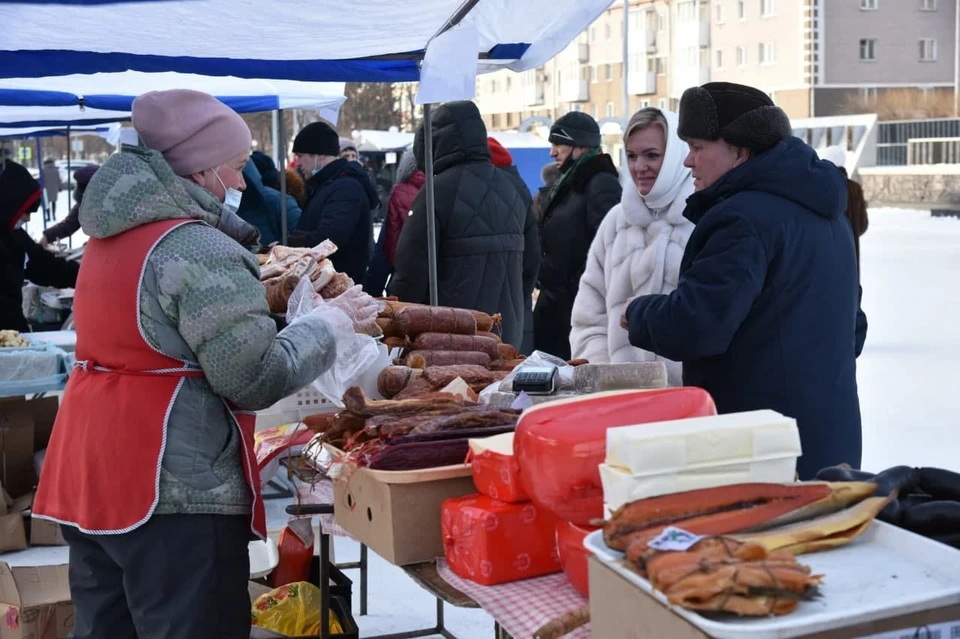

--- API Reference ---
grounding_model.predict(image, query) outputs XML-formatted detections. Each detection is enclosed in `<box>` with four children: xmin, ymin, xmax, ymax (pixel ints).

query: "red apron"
<box><xmin>33</xmin><ymin>219</ymin><xmax>266</xmax><ymax>540</ymax></box>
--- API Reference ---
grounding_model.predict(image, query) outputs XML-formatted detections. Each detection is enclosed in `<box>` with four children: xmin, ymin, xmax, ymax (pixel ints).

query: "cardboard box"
<box><xmin>0</xmin><ymin>397</ymin><xmax>58</xmax><ymax>500</ymax></box>
<box><xmin>0</xmin><ymin>562</ymin><xmax>72</xmax><ymax>639</ymax></box>
<box><xmin>333</xmin><ymin>469</ymin><xmax>476</xmax><ymax>566</ymax></box>
<box><xmin>29</xmin><ymin>518</ymin><xmax>66</xmax><ymax>547</ymax></box>
<box><xmin>587</xmin><ymin>556</ymin><xmax>960</xmax><ymax>639</ymax></box>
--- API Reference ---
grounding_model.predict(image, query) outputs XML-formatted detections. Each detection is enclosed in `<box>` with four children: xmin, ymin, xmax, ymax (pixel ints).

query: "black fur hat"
<box><xmin>549</xmin><ymin>111</ymin><xmax>602</xmax><ymax>148</ymax></box>
<box><xmin>678</xmin><ymin>82</ymin><xmax>792</xmax><ymax>154</ymax></box>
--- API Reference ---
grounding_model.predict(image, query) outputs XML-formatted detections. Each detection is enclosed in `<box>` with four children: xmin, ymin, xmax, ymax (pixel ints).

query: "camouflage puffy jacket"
<box><xmin>80</xmin><ymin>146</ymin><xmax>336</xmax><ymax>517</ymax></box>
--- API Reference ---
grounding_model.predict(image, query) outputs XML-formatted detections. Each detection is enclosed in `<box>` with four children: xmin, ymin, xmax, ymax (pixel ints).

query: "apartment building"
<box><xmin>814</xmin><ymin>0</ymin><xmax>958</xmax><ymax>116</ymax></box>
<box><xmin>710</xmin><ymin>0</ymin><xmax>814</xmax><ymax>118</ymax></box>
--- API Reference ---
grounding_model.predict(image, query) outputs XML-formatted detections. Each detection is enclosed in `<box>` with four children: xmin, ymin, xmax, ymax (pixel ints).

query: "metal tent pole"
<box><xmin>65</xmin><ymin>126</ymin><xmax>73</xmax><ymax>225</ymax></box>
<box><xmin>278</xmin><ymin>109</ymin><xmax>289</xmax><ymax>246</ymax></box>
<box><xmin>423</xmin><ymin>103</ymin><xmax>439</xmax><ymax>306</ymax></box>
<box><xmin>622</xmin><ymin>0</ymin><xmax>631</xmax><ymax>168</ymax></box>
<box><xmin>35</xmin><ymin>137</ymin><xmax>48</xmax><ymax>228</ymax></box>
<box><xmin>271</xmin><ymin>110</ymin><xmax>281</xmax><ymax>167</ymax></box>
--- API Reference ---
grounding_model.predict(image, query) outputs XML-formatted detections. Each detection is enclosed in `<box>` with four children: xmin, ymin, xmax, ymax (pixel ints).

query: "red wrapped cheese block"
<box><xmin>442</xmin><ymin>494</ymin><xmax>561</xmax><ymax>586</ymax></box>
<box><xmin>469</xmin><ymin>433</ymin><xmax>528</xmax><ymax>503</ymax></box>
<box><xmin>556</xmin><ymin>520</ymin><xmax>598</xmax><ymax>598</ymax></box>
<box><xmin>514</xmin><ymin>388</ymin><xmax>716</xmax><ymax>525</ymax></box>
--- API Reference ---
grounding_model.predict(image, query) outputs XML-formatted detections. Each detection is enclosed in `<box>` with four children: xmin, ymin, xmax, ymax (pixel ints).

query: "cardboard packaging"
<box><xmin>333</xmin><ymin>468</ymin><xmax>475</xmax><ymax>566</ymax></box>
<box><xmin>587</xmin><ymin>556</ymin><xmax>960</xmax><ymax>639</ymax></box>
<box><xmin>29</xmin><ymin>519</ymin><xmax>66</xmax><ymax>547</ymax></box>
<box><xmin>0</xmin><ymin>562</ymin><xmax>72</xmax><ymax>639</ymax></box>
<box><xmin>441</xmin><ymin>494</ymin><xmax>561</xmax><ymax>586</ymax></box>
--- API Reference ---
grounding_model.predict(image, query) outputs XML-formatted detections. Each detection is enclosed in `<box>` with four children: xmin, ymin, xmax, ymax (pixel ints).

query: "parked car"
<box><xmin>55</xmin><ymin>159</ymin><xmax>98</xmax><ymax>189</ymax></box>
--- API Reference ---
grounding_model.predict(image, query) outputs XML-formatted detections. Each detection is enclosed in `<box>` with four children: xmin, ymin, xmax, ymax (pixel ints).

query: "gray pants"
<box><xmin>62</xmin><ymin>514</ymin><xmax>251</xmax><ymax>639</ymax></box>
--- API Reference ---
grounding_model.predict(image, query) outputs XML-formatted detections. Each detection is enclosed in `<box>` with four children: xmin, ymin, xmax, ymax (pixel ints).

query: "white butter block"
<box><xmin>600</xmin><ymin>456</ymin><xmax>799</xmax><ymax>513</ymax></box>
<box><xmin>605</xmin><ymin>409</ymin><xmax>801</xmax><ymax>476</ymax></box>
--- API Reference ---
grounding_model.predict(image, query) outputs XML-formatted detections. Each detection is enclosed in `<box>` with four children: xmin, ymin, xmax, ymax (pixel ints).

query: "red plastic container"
<box><xmin>470</xmin><ymin>434</ymin><xmax>528</xmax><ymax>503</ymax></box>
<box><xmin>442</xmin><ymin>494</ymin><xmax>561</xmax><ymax>586</ymax></box>
<box><xmin>514</xmin><ymin>388</ymin><xmax>716</xmax><ymax>526</ymax></box>
<box><xmin>556</xmin><ymin>520</ymin><xmax>597</xmax><ymax>598</ymax></box>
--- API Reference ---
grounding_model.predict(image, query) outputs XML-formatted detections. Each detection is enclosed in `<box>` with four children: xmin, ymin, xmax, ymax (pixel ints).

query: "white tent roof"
<box><xmin>0</xmin><ymin>72</ymin><xmax>346</xmax><ymax>128</ymax></box>
<box><xmin>0</xmin><ymin>0</ymin><xmax>612</xmax><ymax>103</ymax></box>
<box><xmin>489</xmin><ymin>130</ymin><xmax>550</xmax><ymax>148</ymax></box>
<box><xmin>353</xmin><ymin>130</ymin><xmax>416</xmax><ymax>152</ymax></box>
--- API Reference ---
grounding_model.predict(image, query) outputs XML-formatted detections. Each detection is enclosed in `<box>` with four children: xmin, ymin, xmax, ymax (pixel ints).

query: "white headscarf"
<box><xmin>621</xmin><ymin>109</ymin><xmax>692</xmax><ymax>217</ymax></box>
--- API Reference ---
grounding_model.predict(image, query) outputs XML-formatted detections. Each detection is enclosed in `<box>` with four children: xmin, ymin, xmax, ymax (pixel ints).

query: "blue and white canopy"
<box><xmin>0</xmin><ymin>72</ymin><xmax>346</xmax><ymax>127</ymax></box>
<box><xmin>0</xmin><ymin>0</ymin><xmax>611</xmax><ymax>102</ymax></box>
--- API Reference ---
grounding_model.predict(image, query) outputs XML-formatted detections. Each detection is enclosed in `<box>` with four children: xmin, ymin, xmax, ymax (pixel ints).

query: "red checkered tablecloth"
<box><xmin>294</xmin><ymin>479</ymin><xmax>351</xmax><ymax>538</ymax></box>
<box><xmin>437</xmin><ymin>559</ymin><xmax>590</xmax><ymax>638</ymax></box>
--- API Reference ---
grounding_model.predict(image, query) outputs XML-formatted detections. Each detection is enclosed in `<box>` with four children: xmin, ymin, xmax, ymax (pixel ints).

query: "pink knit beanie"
<box><xmin>132</xmin><ymin>89</ymin><xmax>252</xmax><ymax>176</ymax></box>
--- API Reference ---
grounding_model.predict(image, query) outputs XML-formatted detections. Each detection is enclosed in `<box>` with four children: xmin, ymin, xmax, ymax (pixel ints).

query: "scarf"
<box><xmin>543</xmin><ymin>147</ymin><xmax>600</xmax><ymax>213</ymax></box>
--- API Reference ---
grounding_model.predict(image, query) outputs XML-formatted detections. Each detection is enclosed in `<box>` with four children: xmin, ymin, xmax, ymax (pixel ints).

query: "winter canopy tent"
<box><xmin>0</xmin><ymin>73</ymin><xmax>346</xmax><ymax>128</ymax></box>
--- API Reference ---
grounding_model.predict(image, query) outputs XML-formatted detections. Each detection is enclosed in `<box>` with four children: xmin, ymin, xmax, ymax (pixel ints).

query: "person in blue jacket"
<box><xmin>624</xmin><ymin>82</ymin><xmax>867</xmax><ymax>480</ymax></box>
<box><xmin>237</xmin><ymin>154</ymin><xmax>301</xmax><ymax>246</ymax></box>
<box><xmin>288</xmin><ymin>122</ymin><xmax>377</xmax><ymax>283</ymax></box>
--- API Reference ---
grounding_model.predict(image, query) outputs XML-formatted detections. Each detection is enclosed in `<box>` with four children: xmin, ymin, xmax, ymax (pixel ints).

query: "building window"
<box><xmin>738</xmin><ymin>0</ymin><xmax>746</xmax><ymax>19</ymax></box>
<box><xmin>505</xmin><ymin>77</ymin><xmax>511</xmax><ymax>91</ymax></box>
<box><xmin>592</xmin><ymin>104</ymin><xmax>599</xmax><ymax>119</ymax></box>
<box><xmin>759</xmin><ymin>42</ymin><xmax>776</xmax><ymax>64</ymax></box>
<box><xmin>606</xmin><ymin>102</ymin><xmax>615</xmax><ymax>117</ymax></box>
<box><xmin>737</xmin><ymin>45</ymin><xmax>747</xmax><ymax>66</ymax></box>
<box><xmin>860</xmin><ymin>0</ymin><xmax>877</xmax><ymax>9</ymax></box>
<box><xmin>591</xmin><ymin>27</ymin><xmax>597</xmax><ymax>42</ymax></box>
<box><xmin>716</xmin><ymin>49</ymin><xmax>725</xmax><ymax>69</ymax></box>
<box><xmin>760</xmin><ymin>0</ymin><xmax>774</xmax><ymax>16</ymax></box>
<box><xmin>658</xmin><ymin>98</ymin><xmax>667</xmax><ymax>110</ymax></box>
<box><xmin>605</xmin><ymin>23</ymin><xmax>611</xmax><ymax>39</ymax></box>
<box><xmin>590</xmin><ymin>66</ymin><xmax>597</xmax><ymax>83</ymax></box>
<box><xmin>919</xmin><ymin>38</ymin><xmax>937</xmax><ymax>61</ymax></box>
<box><xmin>716</xmin><ymin>4</ymin><xmax>725</xmax><ymax>23</ymax></box>
<box><xmin>859</xmin><ymin>38</ymin><xmax>877</xmax><ymax>61</ymax></box>
<box><xmin>656</xmin><ymin>57</ymin><xmax>666</xmax><ymax>75</ymax></box>
<box><xmin>641</xmin><ymin>99</ymin><xmax>651</xmax><ymax>108</ymax></box>
<box><xmin>859</xmin><ymin>87</ymin><xmax>878</xmax><ymax>104</ymax></box>
<box><xmin>920</xmin><ymin>0</ymin><xmax>936</xmax><ymax>9</ymax></box>
<box><xmin>492</xmin><ymin>114</ymin><xmax>499</xmax><ymax>128</ymax></box>
<box><xmin>658</xmin><ymin>12</ymin><xmax>666</xmax><ymax>31</ymax></box>
<box><xmin>606</xmin><ymin>64</ymin><xmax>613</xmax><ymax>81</ymax></box>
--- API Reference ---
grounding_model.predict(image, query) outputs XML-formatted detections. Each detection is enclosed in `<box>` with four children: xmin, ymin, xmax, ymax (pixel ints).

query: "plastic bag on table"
<box><xmin>251</xmin><ymin>581</ymin><xmax>342</xmax><ymax>636</ymax></box>
<box><xmin>286</xmin><ymin>277</ymin><xmax>381</xmax><ymax>406</ymax></box>
<box><xmin>0</xmin><ymin>339</ymin><xmax>69</xmax><ymax>397</ymax></box>
<box><xmin>477</xmin><ymin>350</ymin><xmax>574</xmax><ymax>403</ymax></box>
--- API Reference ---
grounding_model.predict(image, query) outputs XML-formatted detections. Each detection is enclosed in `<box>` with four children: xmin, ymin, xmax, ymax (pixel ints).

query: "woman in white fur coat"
<box><xmin>570</xmin><ymin>108</ymin><xmax>695</xmax><ymax>385</ymax></box>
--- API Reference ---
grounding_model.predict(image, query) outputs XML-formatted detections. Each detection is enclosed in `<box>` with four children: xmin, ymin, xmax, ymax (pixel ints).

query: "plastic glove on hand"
<box><xmin>325</xmin><ymin>285</ymin><xmax>380</xmax><ymax>332</ymax></box>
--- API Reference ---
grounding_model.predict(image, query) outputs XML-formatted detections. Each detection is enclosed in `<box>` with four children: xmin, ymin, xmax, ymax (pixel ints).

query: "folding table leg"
<box><xmin>360</xmin><ymin>543</ymin><xmax>368</xmax><ymax>615</ymax></box>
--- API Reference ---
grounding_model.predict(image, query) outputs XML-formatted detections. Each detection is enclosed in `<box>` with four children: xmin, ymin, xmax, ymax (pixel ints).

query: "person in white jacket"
<box><xmin>570</xmin><ymin>108</ymin><xmax>695</xmax><ymax>385</ymax></box>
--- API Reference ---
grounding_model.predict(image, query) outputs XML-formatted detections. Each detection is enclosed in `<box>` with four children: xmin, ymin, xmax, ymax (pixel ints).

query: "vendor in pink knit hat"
<box><xmin>35</xmin><ymin>89</ymin><xmax>345</xmax><ymax>639</ymax></box>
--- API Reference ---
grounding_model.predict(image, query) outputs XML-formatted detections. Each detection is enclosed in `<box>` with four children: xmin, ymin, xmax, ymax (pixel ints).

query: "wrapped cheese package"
<box><xmin>442</xmin><ymin>494</ymin><xmax>561</xmax><ymax>586</ymax></box>
<box><xmin>469</xmin><ymin>432</ymin><xmax>528</xmax><ymax>503</ymax></box>
<box><xmin>555</xmin><ymin>520</ymin><xmax>597</xmax><ymax>598</ymax></box>
<box><xmin>513</xmin><ymin>388</ymin><xmax>717</xmax><ymax>526</ymax></box>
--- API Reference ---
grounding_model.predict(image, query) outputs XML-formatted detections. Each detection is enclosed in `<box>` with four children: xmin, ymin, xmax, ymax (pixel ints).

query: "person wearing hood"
<box><xmin>0</xmin><ymin>160</ymin><xmax>79</xmax><ymax>331</ymax></box>
<box><xmin>624</xmin><ymin>82</ymin><xmax>867</xmax><ymax>480</ymax></box>
<box><xmin>535</xmin><ymin>111</ymin><xmax>622</xmax><ymax>360</ymax></box>
<box><xmin>237</xmin><ymin>155</ymin><xmax>302</xmax><ymax>246</ymax></box>
<box><xmin>389</xmin><ymin>101</ymin><xmax>535</xmax><ymax>348</ymax></box>
<box><xmin>339</xmin><ymin>137</ymin><xmax>359</xmax><ymax>163</ymax></box>
<box><xmin>288</xmin><ymin>122</ymin><xmax>377</xmax><ymax>283</ymax></box>
<box><xmin>571</xmin><ymin>108</ymin><xmax>695</xmax><ymax>385</ymax></box>
<box><xmin>40</xmin><ymin>163</ymin><xmax>99</xmax><ymax>247</ymax></box>
<box><xmin>487</xmin><ymin>136</ymin><xmax>541</xmax><ymax>356</ymax></box>
<box><xmin>32</xmin><ymin>90</ymin><xmax>366</xmax><ymax>639</ymax></box>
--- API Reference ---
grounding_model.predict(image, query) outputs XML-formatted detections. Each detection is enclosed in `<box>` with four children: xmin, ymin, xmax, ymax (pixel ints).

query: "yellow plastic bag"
<box><xmin>251</xmin><ymin>582</ymin><xmax>343</xmax><ymax>636</ymax></box>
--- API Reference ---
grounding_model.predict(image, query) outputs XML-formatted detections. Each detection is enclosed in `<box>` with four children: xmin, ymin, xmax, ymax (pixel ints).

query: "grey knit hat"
<box><xmin>678</xmin><ymin>82</ymin><xmax>792</xmax><ymax>154</ymax></box>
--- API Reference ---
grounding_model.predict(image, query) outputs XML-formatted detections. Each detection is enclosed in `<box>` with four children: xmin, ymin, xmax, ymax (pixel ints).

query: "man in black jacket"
<box><xmin>0</xmin><ymin>161</ymin><xmax>79</xmax><ymax>331</ymax></box>
<box><xmin>288</xmin><ymin>122</ymin><xmax>378</xmax><ymax>283</ymax></box>
<box><xmin>535</xmin><ymin>112</ymin><xmax>621</xmax><ymax>360</ymax></box>
<box><xmin>389</xmin><ymin>101</ymin><xmax>538</xmax><ymax>349</ymax></box>
<box><xmin>625</xmin><ymin>83</ymin><xmax>866</xmax><ymax>479</ymax></box>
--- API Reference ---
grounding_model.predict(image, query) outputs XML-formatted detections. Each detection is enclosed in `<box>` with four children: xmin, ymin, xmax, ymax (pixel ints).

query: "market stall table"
<box><xmin>436</xmin><ymin>560</ymin><xmax>590</xmax><ymax>639</ymax></box>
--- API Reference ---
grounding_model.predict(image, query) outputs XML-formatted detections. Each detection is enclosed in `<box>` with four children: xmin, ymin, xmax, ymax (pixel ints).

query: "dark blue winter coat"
<box><xmin>289</xmin><ymin>158</ymin><xmax>378</xmax><ymax>284</ymax></box>
<box><xmin>626</xmin><ymin>137</ymin><xmax>867</xmax><ymax>480</ymax></box>
<box><xmin>237</xmin><ymin>159</ymin><xmax>301</xmax><ymax>246</ymax></box>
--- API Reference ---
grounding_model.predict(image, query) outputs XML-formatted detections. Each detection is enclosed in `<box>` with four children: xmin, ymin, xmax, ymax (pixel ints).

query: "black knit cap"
<box><xmin>0</xmin><ymin>160</ymin><xmax>41</xmax><ymax>231</ymax></box>
<box><xmin>678</xmin><ymin>82</ymin><xmax>792</xmax><ymax>154</ymax></box>
<box><xmin>549</xmin><ymin>111</ymin><xmax>602</xmax><ymax>148</ymax></box>
<box><xmin>292</xmin><ymin>121</ymin><xmax>341</xmax><ymax>156</ymax></box>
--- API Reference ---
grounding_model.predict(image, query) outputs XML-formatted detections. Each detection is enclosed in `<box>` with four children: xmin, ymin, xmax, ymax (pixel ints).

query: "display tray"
<box><xmin>323</xmin><ymin>442</ymin><xmax>471</xmax><ymax>484</ymax></box>
<box><xmin>584</xmin><ymin>521</ymin><xmax>960</xmax><ymax>639</ymax></box>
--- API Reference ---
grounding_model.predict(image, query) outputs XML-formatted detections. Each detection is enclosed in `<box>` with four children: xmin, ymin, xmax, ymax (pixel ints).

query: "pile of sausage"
<box><xmin>376</xmin><ymin>300</ymin><xmax>524</xmax><ymax>371</ymax></box>
<box><xmin>816</xmin><ymin>465</ymin><xmax>960</xmax><ymax>548</ymax></box>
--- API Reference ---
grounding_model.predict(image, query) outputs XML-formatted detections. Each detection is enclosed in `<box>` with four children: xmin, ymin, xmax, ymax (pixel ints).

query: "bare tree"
<box><xmin>842</xmin><ymin>89</ymin><xmax>957</xmax><ymax>120</ymax></box>
<box><xmin>337</xmin><ymin>83</ymin><xmax>401</xmax><ymax>132</ymax></box>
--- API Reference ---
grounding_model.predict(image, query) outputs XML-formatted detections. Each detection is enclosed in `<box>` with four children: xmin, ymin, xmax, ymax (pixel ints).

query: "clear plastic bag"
<box><xmin>477</xmin><ymin>350</ymin><xmax>574</xmax><ymax>403</ymax></box>
<box><xmin>0</xmin><ymin>339</ymin><xmax>69</xmax><ymax>397</ymax></box>
<box><xmin>286</xmin><ymin>277</ymin><xmax>382</xmax><ymax>407</ymax></box>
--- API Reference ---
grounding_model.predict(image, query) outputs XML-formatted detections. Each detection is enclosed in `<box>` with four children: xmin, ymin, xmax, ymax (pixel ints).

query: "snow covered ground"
<box><xmin>15</xmin><ymin>195</ymin><xmax>960</xmax><ymax>635</ymax></box>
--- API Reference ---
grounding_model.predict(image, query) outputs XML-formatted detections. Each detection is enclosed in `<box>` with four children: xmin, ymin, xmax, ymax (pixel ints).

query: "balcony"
<box><xmin>699</xmin><ymin>20</ymin><xmax>710</xmax><ymax>46</ymax></box>
<box><xmin>699</xmin><ymin>66</ymin><xmax>710</xmax><ymax>85</ymax></box>
<box><xmin>521</xmin><ymin>69</ymin><xmax>545</xmax><ymax>107</ymax></box>
<box><xmin>560</xmin><ymin>79</ymin><xmax>590</xmax><ymax>103</ymax></box>
<box><xmin>628</xmin><ymin>70</ymin><xmax>657</xmax><ymax>96</ymax></box>
<box><xmin>645</xmin><ymin>29</ymin><xmax>657</xmax><ymax>53</ymax></box>
<box><xmin>578</xmin><ymin>42</ymin><xmax>590</xmax><ymax>63</ymax></box>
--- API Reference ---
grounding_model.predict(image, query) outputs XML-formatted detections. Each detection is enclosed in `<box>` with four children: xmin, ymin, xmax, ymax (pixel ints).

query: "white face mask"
<box><xmin>13</xmin><ymin>217</ymin><xmax>27</xmax><ymax>230</ymax></box>
<box><xmin>213</xmin><ymin>169</ymin><xmax>242</xmax><ymax>214</ymax></box>
<box><xmin>311</xmin><ymin>157</ymin><xmax>322</xmax><ymax>177</ymax></box>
